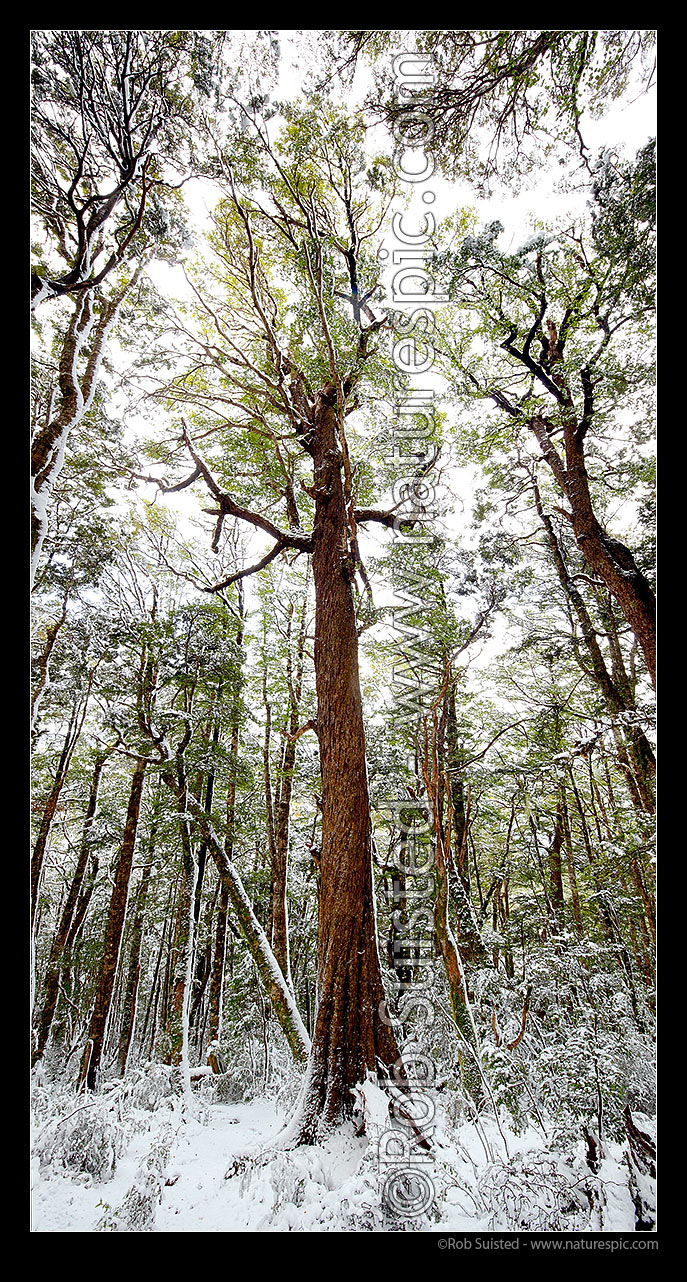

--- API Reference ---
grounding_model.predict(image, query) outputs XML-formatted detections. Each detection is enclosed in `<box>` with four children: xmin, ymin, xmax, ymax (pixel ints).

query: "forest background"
<box><xmin>30</xmin><ymin>28</ymin><xmax>656</xmax><ymax>1234</ymax></box>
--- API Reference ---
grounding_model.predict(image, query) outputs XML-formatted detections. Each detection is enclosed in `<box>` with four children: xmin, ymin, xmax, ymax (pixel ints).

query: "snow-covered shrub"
<box><xmin>474</xmin><ymin>939</ymin><xmax>655</xmax><ymax>1150</ymax></box>
<box><xmin>198</xmin><ymin>1070</ymin><xmax>245</xmax><ymax>1105</ymax></box>
<box><xmin>34</xmin><ymin>1098</ymin><xmax>127</xmax><ymax>1183</ymax></box>
<box><xmin>95</xmin><ymin>1126</ymin><xmax>173</xmax><ymax>1232</ymax></box>
<box><xmin>477</xmin><ymin>1151</ymin><xmax>589</xmax><ymax>1232</ymax></box>
<box><xmin>125</xmin><ymin>1062</ymin><xmax>184</xmax><ymax>1112</ymax></box>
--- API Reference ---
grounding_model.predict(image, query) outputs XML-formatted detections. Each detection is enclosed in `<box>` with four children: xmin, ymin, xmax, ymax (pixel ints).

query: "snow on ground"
<box><xmin>31</xmin><ymin>1096</ymin><xmax>383</xmax><ymax>1233</ymax></box>
<box><xmin>31</xmin><ymin>1083</ymin><xmax>647</xmax><ymax>1233</ymax></box>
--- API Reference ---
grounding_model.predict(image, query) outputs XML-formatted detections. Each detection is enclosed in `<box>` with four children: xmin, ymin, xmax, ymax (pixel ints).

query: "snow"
<box><xmin>31</xmin><ymin>1085</ymin><xmax>650</xmax><ymax>1233</ymax></box>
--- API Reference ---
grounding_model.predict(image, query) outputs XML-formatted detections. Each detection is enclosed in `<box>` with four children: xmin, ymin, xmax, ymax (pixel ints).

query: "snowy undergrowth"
<box><xmin>31</xmin><ymin>1066</ymin><xmax>654</xmax><ymax>1232</ymax></box>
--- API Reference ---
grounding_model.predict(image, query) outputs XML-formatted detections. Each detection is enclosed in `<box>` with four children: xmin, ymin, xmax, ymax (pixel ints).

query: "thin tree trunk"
<box><xmin>444</xmin><ymin>686</ymin><xmax>489</xmax><ymax>970</ymax></box>
<box><xmin>422</xmin><ymin>709</ymin><xmax>483</xmax><ymax>1103</ymax></box>
<box><xmin>192</xmin><ymin>808</ymin><xmax>311</xmax><ymax>1067</ymax></box>
<box><xmin>78</xmin><ymin>755</ymin><xmax>147</xmax><ymax>1091</ymax></box>
<box><xmin>117</xmin><ymin>852</ymin><xmax>153</xmax><ymax>1076</ymax></box>
<box><xmin>163</xmin><ymin>784</ymin><xmax>196</xmax><ymax>1069</ymax></box>
<box><xmin>271</xmin><ymin>584</ymin><xmax>308</xmax><ymax>986</ymax></box>
<box><xmin>548</xmin><ymin>803</ymin><xmax>565</xmax><ymax>926</ymax></box>
<box><xmin>31</xmin><ymin>571</ymin><xmax>73</xmax><ymax>733</ymax></box>
<box><xmin>31</xmin><ymin>271</ymin><xmax>141</xmax><ymax>586</ymax></box>
<box><xmin>31</xmin><ymin>678</ymin><xmax>95</xmax><ymax>929</ymax></box>
<box><xmin>207</xmin><ymin>598</ymin><xmax>244</xmax><ymax>1048</ymax></box>
<box><xmin>560</xmin><ymin>785</ymin><xmax>584</xmax><ymax>935</ymax></box>
<box><xmin>33</xmin><ymin>749</ymin><xmax>108</xmax><ymax>1064</ymax></box>
<box><xmin>207</xmin><ymin>882</ymin><xmax>230</xmax><ymax>1049</ymax></box>
<box><xmin>533</xmin><ymin>475</ymin><xmax>655</xmax><ymax>807</ymax></box>
<box><xmin>530</xmin><ymin>414</ymin><xmax>655</xmax><ymax>687</ymax></box>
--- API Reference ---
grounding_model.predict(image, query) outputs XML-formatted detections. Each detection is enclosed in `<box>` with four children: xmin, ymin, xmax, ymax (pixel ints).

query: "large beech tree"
<box><xmin>142</xmin><ymin>103</ymin><xmax>426</xmax><ymax>1137</ymax></box>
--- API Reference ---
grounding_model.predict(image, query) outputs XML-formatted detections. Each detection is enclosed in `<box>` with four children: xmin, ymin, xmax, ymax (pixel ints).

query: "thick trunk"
<box><xmin>294</xmin><ymin>391</ymin><xmax>405</xmax><ymax>1139</ymax></box>
<box><xmin>78</xmin><ymin>756</ymin><xmax>146</xmax><ymax>1090</ymax></box>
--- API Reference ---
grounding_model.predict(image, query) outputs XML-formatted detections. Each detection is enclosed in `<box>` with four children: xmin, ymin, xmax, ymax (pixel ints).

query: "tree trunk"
<box><xmin>78</xmin><ymin>755</ymin><xmax>146</xmax><ymax>1091</ymax></box>
<box><xmin>31</xmin><ymin>272</ymin><xmax>140</xmax><ymax>586</ymax></box>
<box><xmin>422</xmin><ymin>710</ymin><xmax>484</xmax><ymax>1103</ymax></box>
<box><xmin>271</xmin><ymin>587</ymin><xmax>308</xmax><ymax>986</ymax></box>
<box><xmin>531</xmin><ymin>417</ymin><xmax>656</xmax><ymax>687</ymax></box>
<box><xmin>444</xmin><ymin>686</ymin><xmax>489</xmax><ymax>970</ymax></box>
<box><xmin>31</xmin><ymin>684</ymin><xmax>93</xmax><ymax>929</ymax></box>
<box><xmin>293</xmin><ymin>390</ymin><xmax>405</xmax><ymax>1139</ymax></box>
<box><xmin>117</xmin><ymin>852</ymin><xmax>153</xmax><ymax>1076</ymax></box>
<box><xmin>192</xmin><ymin>808</ymin><xmax>310</xmax><ymax>1066</ymax></box>
<box><xmin>533</xmin><ymin>475</ymin><xmax>655</xmax><ymax>807</ymax></box>
<box><xmin>164</xmin><ymin>783</ymin><xmax>196</xmax><ymax>1068</ymax></box>
<box><xmin>33</xmin><ymin>750</ymin><xmax>108</xmax><ymax>1064</ymax></box>
<box><xmin>207</xmin><ymin>602</ymin><xmax>244</xmax><ymax>1047</ymax></box>
<box><xmin>207</xmin><ymin>882</ymin><xmax>230</xmax><ymax>1048</ymax></box>
<box><xmin>548</xmin><ymin>802</ymin><xmax>565</xmax><ymax>927</ymax></box>
<box><xmin>560</xmin><ymin>786</ymin><xmax>584</xmax><ymax>935</ymax></box>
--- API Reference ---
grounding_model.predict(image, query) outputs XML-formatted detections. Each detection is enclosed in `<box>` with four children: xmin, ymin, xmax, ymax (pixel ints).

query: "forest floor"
<box><xmin>30</xmin><ymin>1072</ymin><xmax>651</xmax><ymax>1233</ymax></box>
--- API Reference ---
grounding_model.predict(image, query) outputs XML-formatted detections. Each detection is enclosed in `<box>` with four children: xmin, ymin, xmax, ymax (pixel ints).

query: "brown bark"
<box><xmin>117</xmin><ymin>852</ymin><xmax>153</xmax><ymax>1076</ymax></box>
<box><xmin>421</xmin><ymin>708</ymin><xmax>483</xmax><ymax>1103</ymax></box>
<box><xmin>292</xmin><ymin>391</ymin><xmax>405</xmax><ymax>1139</ymax></box>
<box><xmin>529</xmin><ymin>411</ymin><xmax>655</xmax><ymax>689</ymax></box>
<box><xmin>31</xmin><ymin>675</ymin><xmax>96</xmax><ymax>930</ymax></box>
<box><xmin>271</xmin><ymin>586</ymin><xmax>309</xmax><ymax>984</ymax></box>
<box><xmin>207</xmin><ymin>601</ymin><xmax>244</xmax><ymax>1046</ymax></box>
<box><xmin>548</xmin><ymin>802</ymin><xmax>565</xmax><ymax>925</ymax></box>
<box><xmin>157</xmin><ymin>191</ymin><xmax>410</xmax><ymax>1135</ymax></box>
<box><xmin>78</xmin><ymin>755</ymin><xmax>147</xmax><ymax>1091</ymax></box>
<box><xmin>33</xmin><ymin>749</ymin><xmax>108</xmax><ymax>1064</ymax></box>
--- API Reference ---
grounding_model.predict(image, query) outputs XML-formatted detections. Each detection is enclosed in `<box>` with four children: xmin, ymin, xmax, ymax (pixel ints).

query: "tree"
<box><xmin>350</xmin><ymin>29</ymin><xmax>655</xmax><ymax>185</ymax></box>
<box><xmin>141</xmin><ymin>101</ymin><xmax>424</xmax><ymax>1139</ymax></box>
<box><xmin>30</xmin><ymin>29</ymin><xmax>210</xmax><ymax>309</ymax></box>
<box><xmin>30</xmin><ymin>29</ymin><xmax>214</xmax><ymax>585</ymax></box>
<box><xmin>432</xmin><ymin>140</ymin><xmax>656</xmax><ymax>686</ymax></box>
<box><xmin>30</xmin><ymin>35</ymin><xmax>655</xmax><ymax>1225</ymax></box>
